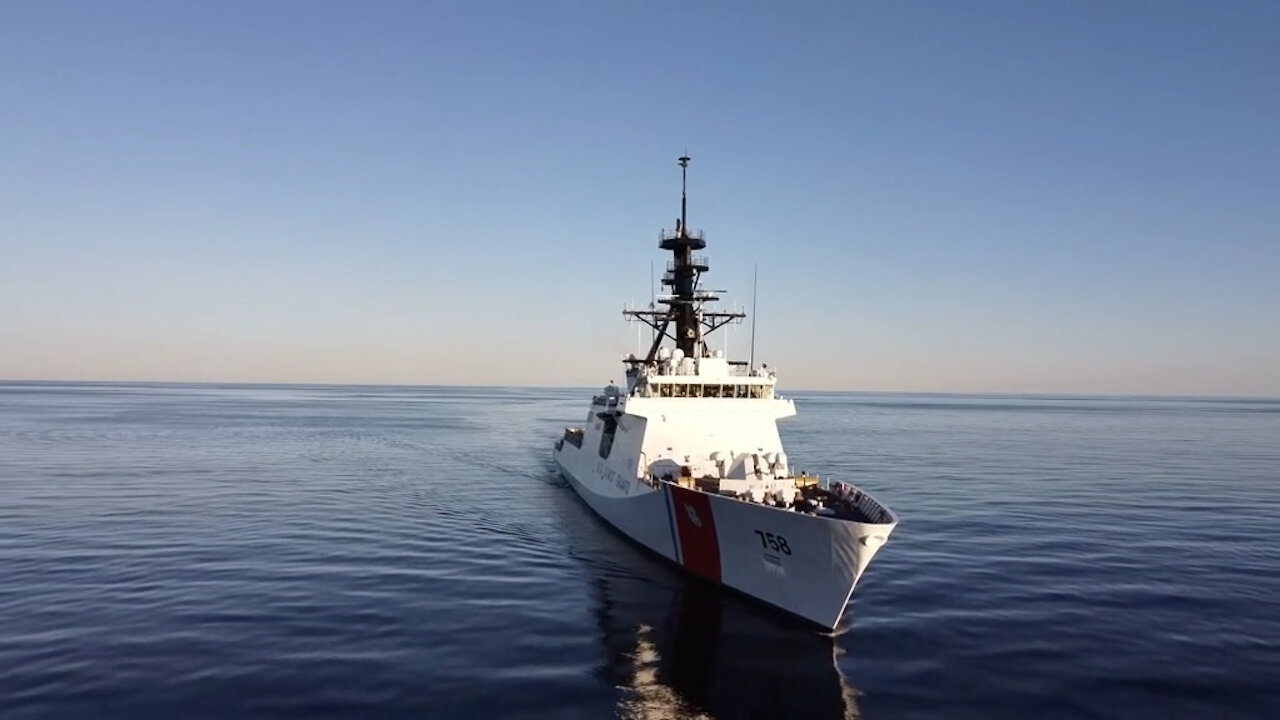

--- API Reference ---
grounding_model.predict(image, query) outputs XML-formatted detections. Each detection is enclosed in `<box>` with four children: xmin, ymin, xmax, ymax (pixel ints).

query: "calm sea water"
<box><xmin>1</xmin><ymin>382</ymin><xmax>1277</xmax><ymax>718</ymax></box>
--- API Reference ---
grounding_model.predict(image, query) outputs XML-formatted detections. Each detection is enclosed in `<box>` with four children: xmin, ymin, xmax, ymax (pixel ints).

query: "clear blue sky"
<box><xmin>2</xmin><ymin>1</ymin><xmax>1276</xmax><ymax>394</ymax></box>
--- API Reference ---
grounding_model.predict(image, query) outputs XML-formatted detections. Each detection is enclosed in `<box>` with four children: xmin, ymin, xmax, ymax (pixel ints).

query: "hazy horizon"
<box><xmin>3</xmin><ymin>2</ymin><xmax>1277</xmax><ymax>396</ymax></box>
<box><xmin>3</xmin><ymin>378</ymin><xmax>1278</xmax><ymax>402</ymax></box>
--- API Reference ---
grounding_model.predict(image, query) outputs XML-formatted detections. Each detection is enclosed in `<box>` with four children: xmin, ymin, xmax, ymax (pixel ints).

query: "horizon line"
<box><xmin>1</xmin><ymin>378</ymin><xmax>1276</xmax><ymax>402</ymax></box>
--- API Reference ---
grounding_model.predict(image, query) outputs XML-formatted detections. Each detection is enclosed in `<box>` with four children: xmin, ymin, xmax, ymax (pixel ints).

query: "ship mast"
<box><xmin>663</xmin><ymin>155</ymin><xmax>705</xmax><ymax>358</ymax></box>
<box><xmin>624</xmin><ymin>157</ymin><xmax>745</xmax><ymax>366</ymax></box>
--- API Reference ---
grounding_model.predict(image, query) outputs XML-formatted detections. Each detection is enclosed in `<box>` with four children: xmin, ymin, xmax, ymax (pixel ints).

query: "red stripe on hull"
<box><xmin>667</xmin><ymin>484</ymin><xmax>721</xmax><ymax>582</ymax></box>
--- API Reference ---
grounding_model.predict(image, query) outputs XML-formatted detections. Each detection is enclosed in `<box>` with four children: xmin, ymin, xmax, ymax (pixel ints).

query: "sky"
<box><xmin>1</xmin><ymin>1</ymin><xmax>1277</xmax><ymax>395</ymax></box>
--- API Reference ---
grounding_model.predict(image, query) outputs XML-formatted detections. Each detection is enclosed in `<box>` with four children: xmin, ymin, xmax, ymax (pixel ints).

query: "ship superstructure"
<box><xmin>554</xmin><ymin>158</ymin><xmax>897</xmax><ymax>629</ymax></box>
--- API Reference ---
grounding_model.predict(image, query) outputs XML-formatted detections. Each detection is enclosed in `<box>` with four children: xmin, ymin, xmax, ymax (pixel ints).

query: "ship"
<box><xmin>554</xmin><ymin>157</ymin><xmax>898</xmax><ymax>630</ymax></box>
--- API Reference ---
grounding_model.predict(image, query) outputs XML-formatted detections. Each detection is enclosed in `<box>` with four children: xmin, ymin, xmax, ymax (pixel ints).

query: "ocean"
<box><xmin>1</xmin><ymin>382</ymin><xmax>1277</xmax><ymax>718</ymax></box>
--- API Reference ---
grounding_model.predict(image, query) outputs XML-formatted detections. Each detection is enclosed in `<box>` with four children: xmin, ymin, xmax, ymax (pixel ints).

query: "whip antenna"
<box><xmin>649</xmin><ymin>260</ymin><xmax>656</xmax><ymax>343</ymax></box>
<box><xmin>749</xmin><ymin>264</ymin><xmax>758</xmax><ymax>370</ymax></box>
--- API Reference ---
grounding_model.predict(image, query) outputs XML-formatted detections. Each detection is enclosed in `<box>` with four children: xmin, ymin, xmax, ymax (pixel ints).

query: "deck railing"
<box><xmin>666</xmin><ymin>256</ymin><xmax>708</xmax><ymax>271</ymax></box>
<box><xmin>658</xmin><ymin>229</ymin><xmax>705</xmax><ymax>242</ymax></box>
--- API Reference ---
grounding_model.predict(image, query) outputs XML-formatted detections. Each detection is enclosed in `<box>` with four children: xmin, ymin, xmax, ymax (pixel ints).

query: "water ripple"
<box><xmin>1</xmin><ymin>383</ymin><xmax>1277</xmax><ymax>718</ymax></box>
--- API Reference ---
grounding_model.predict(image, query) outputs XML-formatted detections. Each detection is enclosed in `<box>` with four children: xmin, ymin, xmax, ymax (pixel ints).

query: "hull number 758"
<box><xmin>753</xmin><ymin>530</ymin><xmax>792</xmax><ymax>555</ymax></box>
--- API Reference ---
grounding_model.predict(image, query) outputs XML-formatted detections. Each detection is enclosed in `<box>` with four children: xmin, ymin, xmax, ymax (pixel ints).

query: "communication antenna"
<box><xmin>633</xmin><ymin>297</ymin><xmax>641</xmax><ymax>355</ymax></box>
<box><xmin>649</xmin><ymin>260</ymin><xmax>656</xmax><ymax>344</ymax></box>
<box><xmin>749</xmin><ymin>264</ymin><xmax>759</xmax><ymax>370</ymax></box>
<box><xmin>725</xmin><ymin>302</ymin><xmax>733</xmax><ymax>357</ymax></box>
<box><xmin>679</xmin><ymin>154</ymin><xmax>690</xmax><ymax>235</ymax></box>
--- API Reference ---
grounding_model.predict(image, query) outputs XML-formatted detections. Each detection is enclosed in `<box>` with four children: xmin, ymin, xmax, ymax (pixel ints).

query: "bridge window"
<box><xmin>644</xmin><ymin>381</ymin><xmax>768</xmax><ymax>399</ymax></box>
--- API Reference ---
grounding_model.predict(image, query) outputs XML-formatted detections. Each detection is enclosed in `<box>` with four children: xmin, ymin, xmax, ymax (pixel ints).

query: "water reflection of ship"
<box><xmin>562</xmin><ymin>489</ymin><xmax>861</xmax><ymax>719</ymax></box>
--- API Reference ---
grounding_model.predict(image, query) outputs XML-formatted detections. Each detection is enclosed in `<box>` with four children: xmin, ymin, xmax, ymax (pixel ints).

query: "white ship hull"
<box><xmin>555</xmin><ymin>438</ymin><xmax>896</xmax><ymax>630</ymax></box>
